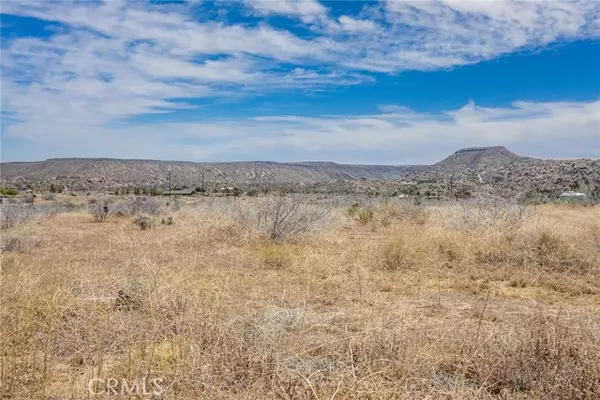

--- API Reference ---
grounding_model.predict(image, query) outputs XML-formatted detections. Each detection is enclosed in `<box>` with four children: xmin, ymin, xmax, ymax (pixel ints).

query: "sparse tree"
<box><xmin>591</xmin><ymin>185</ymin><xmax>600</xmax><ymax>201</ymax></box>
<box><xmin>0</xmin><ymin>187</ymin><xmax>19</xmax><ymax>196</ymax></box>
<box><xmin>570</xmin><ymin>181</ymin><xmax>581</xmax><ymax>192</ymax></box>
<box><xmin>89</xmin><ymin>198</ymin><xmax>111</xmax><ymax>222</ymax></box>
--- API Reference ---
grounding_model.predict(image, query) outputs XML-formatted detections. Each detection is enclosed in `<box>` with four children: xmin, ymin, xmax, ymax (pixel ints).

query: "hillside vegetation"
<box><xmin>1</xmin><ymin>146</ymin><xmax>599</xmax><ymax>197</ymax></box>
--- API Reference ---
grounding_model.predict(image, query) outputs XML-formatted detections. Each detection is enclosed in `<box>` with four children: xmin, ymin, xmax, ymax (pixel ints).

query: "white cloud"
<box><xmin>381</xmin><ymin>0</ymin><xmax>600</xmax><ymax>64</ymax></box>
<box><xmin>0</xmin><ymin>1</ymin><xmax>364</xmax><ymax>134</ymax></box>
<box><xmin>1</xmin><ymin>0</ymin><xmax>599</xmax><ymax>162</ymax></box>
<box><xmin>244</xmin><ymin>0</ymin><xmax>327</xmax><ymax>22</ymax></box>
<box><xmin>334</xmin><ymin>15</ymin><xmax>378</xmax><ymax>32</ymax></box>
<box><xmin>130</xmin><ymin>54</ymin><xmax>261</xmax><ymax>83</ymax></box>
<box><xmin>3</xmin><ymin>100</ymin><xmax>599</xmax><ymax>163</ymax></box>
<box><xmin>4</xmin><ymin>0</ymin><xmax>598</xmax><ymax>77</ymax></box>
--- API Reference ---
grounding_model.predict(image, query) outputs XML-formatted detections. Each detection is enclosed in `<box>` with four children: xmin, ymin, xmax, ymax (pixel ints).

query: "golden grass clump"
<box><xmin>260</xmin><ymin>243</ymin><xmax>297</xmax><ymax>270</ymax></box>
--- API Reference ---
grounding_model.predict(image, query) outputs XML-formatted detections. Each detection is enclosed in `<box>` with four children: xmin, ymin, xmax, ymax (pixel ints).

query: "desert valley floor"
<box><xmin>1</xmin><ymin>195</ymin><xmax>599</xmax><ymax>399</ymax></box>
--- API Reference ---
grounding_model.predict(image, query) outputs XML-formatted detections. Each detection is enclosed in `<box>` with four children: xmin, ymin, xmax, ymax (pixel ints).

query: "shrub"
<box><xmin>378</xmin><ymin>202</ymin><xmax>430</xmax><ymax>225</ymax></box>
<box><xmin>116</xmin><ymin>197</ymin><xmax>162</xmax><ymax>216</ymax></box>
<box><xmin>132</xmin><ymin>197</ymin><xmax>162</xmax><ymax>214</ymax></box>
<box><xmin>591</xmin><ymin>185</ymin><xmax>600</xmax><ymax>201</ymax></box>
<box><xmin>380</xmin><ymin>214</ymin><xmax>393</xmax><ymax>227</ymax></box>
<box><xmin>1</xmin><ymin>206</ymin><xmax>32</xmax><ymax>229</ymax></box>
<box><xmin>380</xmin><ymin>240</ymin><xmax>413</xmax><ymax>271</ymax></box>
<box><xmin>62</xmin><ymin>201</ymin><xmax>78</xmax><ymax>210</ymax></box>
<box><xmin>49</xmin><ymin>201</ymin><xmax>79</xmax><ymax>215</ymax></box>
<box><xmin>473</xmin><ymin>228</ymin><xmax>594</xmax><ymax>273</ymax></box>
<box><xmin>112</xmin><ymin>202</ymin><xmax>132</xmax><ymax>217</ymax></box>
<box><xmin>235</xmin><ymin>197</ymin><xmax>331</xmax><ymax>242</ymax></box>
<box><xmin>49</xmin><ymin>183</ymin><xmax>63</xmax><ymax>194</ymax></box>
<box><xmin>112</xmin><ymin>197</ymin><xmax>163</xmax><ymax>217</ymax></box>
<box><xmin>347</xmin><ymin>203</ymin><xmax>375</xmax><ymax>225</ymax></box>
<box><xmin>88</xmin><ymin>198</ymin><xmax>111</xmax><ymax>222</ymax></box>
<box><xmin>133</xmin><ymin>214</ymin><xmax>156</xmax><ymax>230</ymax></box>
<box><xmin>530</xmin><ymin>229</ymin><xmax>592</xmax><ymax>273</ymax></box>
<box><xmin>260</xmin><ymin>244</ymin><xmax>293</xmax><ymax>269</ymax></box>
<box><xmin>450</xmin><ymin>196</ymin><xmax>531</xmax><ymax>231</ymax></box>
<box><xmin>161</xmin><ymin>216</ymin><xmax>174</xmax><ymax>225</ymax></box>
<box><xmin>2</xmin><ymin>235</ymin><xmax>41</xmax><ymax>252</ymax></box>
<box><xmin>114</xmin><ymin>281</ymin><xmax>145</xmax><ymax>311</ymax></box>
<box><xmin>347</xmin><ymin>203</ymin><xmax>362</xmax><ymax>217</ymax></box>
<box><xmin>517</xmin><ymin>190</ymin><xmax>542</xmax><ymax>205</ymax></box>
<box><xmin>23</xmin><ymin>195</ymin><xmax>35</xmax><ymax>205</ymax></box>
<box><xmin>0</xmin><ymin>187</ymin><xmax>19</xmax><ymax>196</ymax></box>
<box><xmin>355</xmin><ymin>209</ymin><xmax>375</xmax><ymax>225</ymax></box>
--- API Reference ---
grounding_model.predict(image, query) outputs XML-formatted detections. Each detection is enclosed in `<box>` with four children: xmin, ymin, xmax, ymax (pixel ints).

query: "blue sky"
<box><xmin>1</xmin><ymin>0</ymin><xmax>599</xmax><ymax>164</ymax></box>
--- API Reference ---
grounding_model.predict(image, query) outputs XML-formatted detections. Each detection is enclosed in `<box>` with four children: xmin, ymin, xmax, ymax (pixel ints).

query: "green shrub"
<box><xmin>0</xmin><ymin>187</ymin><xmax>19</xmax><ymax>196</ymax></box>
<box><xmin>355</xmin><ymin>209</ymin><xmax>375</xmax><ymax>225</ymax></box>
<box><xmin>347</xmin><ymin>203</ymin><xmax>375</xmax><ymax>225</ymax></box>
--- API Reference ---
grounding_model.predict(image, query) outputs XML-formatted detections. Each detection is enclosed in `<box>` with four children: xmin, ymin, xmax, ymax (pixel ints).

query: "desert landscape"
<box><xmin>2</xmin><ymin>0</ymin><xmax>600</xmax><ymax>398</ymax></box>
<box><xmin>1</xmin><ymin>191</ymin><xmax>599</xmax><ymax>399</ymax></box>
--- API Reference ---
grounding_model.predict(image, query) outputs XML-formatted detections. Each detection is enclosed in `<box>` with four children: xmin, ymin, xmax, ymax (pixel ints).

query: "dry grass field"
<box><xmin>1</xmin><ymin>196</ymin><xmax>599</xmax><ymax>399</ymax></box>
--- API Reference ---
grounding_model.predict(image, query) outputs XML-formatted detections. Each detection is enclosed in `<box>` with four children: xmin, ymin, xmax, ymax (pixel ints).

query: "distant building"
<box><xmin>168</xmin><ymin>188</ymin><xmax>195</xmax><ymax>196</ymax></box>
<box><xmin>559</xmin><ymin>191</ymin><xmax>587</xmax><ymax>203</ymax></box>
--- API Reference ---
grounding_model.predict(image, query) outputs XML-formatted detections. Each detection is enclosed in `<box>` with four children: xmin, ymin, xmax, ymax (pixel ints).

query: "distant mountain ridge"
<box><xmin>1</xmin><ymin>146</ymin><xmax>598</xmax><ymax>195</ymax></box>
<box><xmin>0</xmin><ymin>157</ymin><xmax>426</xmax><ymax>190</ymax></box>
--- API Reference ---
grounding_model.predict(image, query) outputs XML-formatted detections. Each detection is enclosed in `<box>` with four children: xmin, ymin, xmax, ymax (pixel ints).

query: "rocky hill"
<box><xmin>1</xmin><ymin>147</ymin><xmax>598</xmax><ymax>197</ymax></box>
<box><xmin>433</xmin><ymin>146</ymin><xmax>526</xmax><ymax>171</ymax></box>
<box><xmin>0</xmin><ymin>158</ymin><xmax>426</xmax><ymax>191</ymax></box>
<box><xmin>408</xmin><ymin>146</ymin><xmax>600</xmax><ymax>197</ymax></box>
